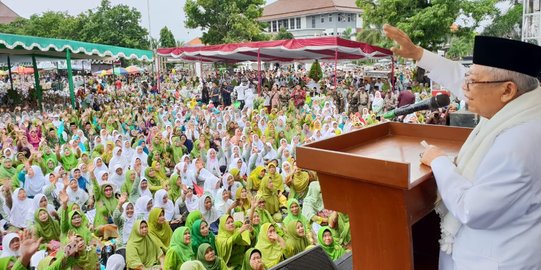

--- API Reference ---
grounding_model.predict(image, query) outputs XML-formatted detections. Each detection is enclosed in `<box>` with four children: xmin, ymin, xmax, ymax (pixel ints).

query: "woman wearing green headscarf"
<box><xmin>91</xmin><ymin>179</ymin><xmax>118</xmax><ymax>228</ymax></box>
<box><xmin>180</xmin><ymin>260</ymin><xmax>207</xmax><ymax>270</ymax></box>
<box><xmin>285</xmin><ymin>163</ymin><xmax>312</xmax><ymax>201</ymax></box>
<box><xmin>247</xmin><ymin>166</ymin><xmax>265</xmax><ymax>194</ymax></box>
<box><xmin>328</xmin><ymin>212</ymin><xmax>351</xmax><ymax>247</ymax></box>
<box><xmin>254</xmin><ymin>223</ymin><xmax>285</xmax><ymax>268</ymax></box>
<box><xmin>120</xmin><ymin>169</ymin><xmax>137</xmax><ymax>197</ymax></box>
<box><xmin>317</xmin><ymin>226</ymin><xmax>348</xmax><ymax>261</ymax></box>
<box><xmin>91</xmin><ymin>144</ymin><xmax>104</xmax><ymax>160</ymax></box>
<box><xmin>186</xmin><ymin>210</ymin><xmax>203</xmax><ymax>230</ymax></box>
<box><xmin>39</xmin><ymin>157</ymin><xmax>58</xmax><ymax>175</ymax></box>
<box><xmin>170</xmin><ymin>137</ymin><xmax>187</xmax><ymax>164</ymax></box>
<box><xmin>241</xmin><ymin>248</ymin><xmax>265</xmax><ymax>270</ymax></box>
<box><xmin>126</xmin><ymin>220</ymin><xmax>163</xmax><ymax>269</ymax></box>
<box><xmin>216</xmin><ymin>215</ymin><xmax>252</xmax><ymax>269</ymax></box>
<box><xmin>0</xmin><ymin>158</ymin><xmax>16</xmax><ymax>180</ymax></box>
<box><xmin>284</xmin><ymin>221</ymin><xmax>312</xmax><ymax>258</ymax></box>
<box><xmin>256</xmin><ymin>175</ymin><xmax>280</xmax><ymax>221</ymax></box>
<box><xmin>148</xmin><ymin>207</ymin><xmax>173</xmax><ymax>251</ymax></box>
<box><xmin>163</xmin><ymin>226</ymin><xmax>195</xmax><ymax>270</ymax></box>
<box><xmin>63</xmin><ymin>235</ymin><xmax>99</xmax><ymax>270</ymax></box>
<box><xmin>191</xmin><ymin>219</ymin><xmax>217</xmax><ymax>254</ymax></box>
<box><xmin>57</xmin><ymin>146</ymin><xmax>78</xmax><ymax>171</ymax></box>
<box><xmin>33</xmin><ymin>208</ymin><xmax>61</xmax><ymax>243</ymax></box>
<box><xmin>282</xmin><ymin>199</ymin><xmax>310</xmax><ymax>229</ymax></box>
<box><xmin>196</xmin><ymin>243</ymin><xmax>229</xmax><ymax>270</ymax></box>
<box><xmin>168</xmin><ymin>173</ymin><xmax>183</xmax><ymax>202</ymax></box>
<box><xmin>145</xmin><ymin>167</ymin><xmax>164</xmax><ymax>193</ymax></box>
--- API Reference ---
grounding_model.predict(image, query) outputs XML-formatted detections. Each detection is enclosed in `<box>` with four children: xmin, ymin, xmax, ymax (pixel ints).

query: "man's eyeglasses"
<box><xmin>464</xmin><ymin>80</ymin><xmax>510</xmax><ymax>91</ymax></box>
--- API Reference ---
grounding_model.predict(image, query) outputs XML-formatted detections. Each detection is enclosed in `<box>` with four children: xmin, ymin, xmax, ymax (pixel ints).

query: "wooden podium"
<box><xmin>296</xmin><ymin>122</ymin><xmax>472</xmax><ymax>270</ymax></box>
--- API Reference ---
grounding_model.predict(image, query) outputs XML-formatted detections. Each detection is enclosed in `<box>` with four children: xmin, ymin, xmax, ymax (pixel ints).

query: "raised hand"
<box><xmin>382</xmin><ymin>24</ymin><xmax>424</xmax><ymax>61</ymax></box>
<box><xmin>59</xmin><ymin>189</ymin><xmax>69</xmax><ymax>205</ymax></box>
<box><xmin>19</xmin><ymin>230</ymin><xmax>43</xmax><ymax>266</ymax></box>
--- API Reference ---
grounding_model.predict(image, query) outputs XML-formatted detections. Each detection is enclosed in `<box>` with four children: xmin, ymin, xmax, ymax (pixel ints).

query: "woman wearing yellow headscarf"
<box><xmin>126</xmin><ymin>220</ymin><xmax>163</xmax><ymax>269</ymax></box>
<box><xmin>247</xmin><ymin>166</ymin><xmax>266</xmax><ymax>194</ymax></box>
<box><xmin>215</xmin><ymin>215</ymin><xmax>252</xmax><ymax>269</ymax></box>
<box><xmin>254</xmin><ymin>223</ymin><xmax>285</xmax><ymax>268</ymax></box>
<box><xmin>148</xmin><ymin>207</ymin><xmax>173</xmax><ymax>252</ymax></box>
<box><xmin>285</xmin><ymin>161</ymin><xmax>313</xmax><ymax>201</ymax></box>
<box><xmin>256</xmin><ymin>175</ymin><xmax>280</xmax><ymax>222</ymax></box>
<box><xmin>284</xmin><ymin>220</ymin><xmax>312</xmax><ymax>258</ymax></box>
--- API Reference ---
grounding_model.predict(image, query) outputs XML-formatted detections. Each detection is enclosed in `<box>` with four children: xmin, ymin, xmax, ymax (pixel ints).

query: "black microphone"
<box><xmin>383</xmin><ymin>94</ymin><xmax>451</xmax><ymax>119</ymax></box>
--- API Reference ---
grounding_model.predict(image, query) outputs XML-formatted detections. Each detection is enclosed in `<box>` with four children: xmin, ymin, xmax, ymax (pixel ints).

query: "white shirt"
<box><xmin>419</xmin><ymin>49</ymin><xmax>541</xmax><ymax>270</ymax></box>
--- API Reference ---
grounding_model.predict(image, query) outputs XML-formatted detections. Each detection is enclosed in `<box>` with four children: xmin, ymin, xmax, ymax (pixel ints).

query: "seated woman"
<box><xmin>33</xmin><ymin>208</ymin><xmax>61</xmax><ymax>244</ymax></box>
<box><xmin>241</xmin><ymin>248</ymin><xmax>265</xmax><ymax>270</ymax></box>
<box><xmin>216</xmin><ymin>215</ymin><xmax>252</xmax><ymax>269</ymax></box>
<box><xmin>1</xmin><ymin>233</ymin><xmax>20</xmax><ymax>258</ymax></box>
<box><xmin>163</xmin><ymin>226</ymin><xmax>194</xmax><ymax>270</ymax></box>
<box><xmin>196</xmin><ymin>243</ymin><xmax>229</xmax><ymax>270</ymax></box>
<box><xmin>284</xmin><ymin>221</ymin><xmax>311</xmax><ymax>258</ymax></box>
<box><xmin>328</xmin><ymin>211</ymin><xmax>351</xmax><ymax>247</ymax></box>
<box><xmin>126</xmin><ymin>220</ymin><xmax>163</xmax><ymax>269</ymax></box>
<box><xmin>191</xmin><ymin>219</ymin><xmax>217</xmax><ymax>255</ymax></box>
<box><xmin>317</xmin><ymin>226</ymin><xmax>348</xmax><ymax>261</ymax></box>
<box><xmin>148</xmin><ymin>207</ymin><xmax>173</xmax><ymax>251</ymax></box>
<box><xmin>256</xmin><ymin>177</ymin><xmax>281</xmax><ymax>222</ymax></box>
<box><xmin>254</xmin><ymin>223</ymin><xmax>285</xmax><ymax>269</ymax></box>
<box><xmin>198</xmin><ymin>192</ymin><xmax>221</xmax><ymax>234</ymax></box>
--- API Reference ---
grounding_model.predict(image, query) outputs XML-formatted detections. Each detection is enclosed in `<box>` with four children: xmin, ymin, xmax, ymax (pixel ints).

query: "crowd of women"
<box><xmin>0</xmin><ymin>69</ymin><xmax>368</xmax><ymax>270</ymax></box>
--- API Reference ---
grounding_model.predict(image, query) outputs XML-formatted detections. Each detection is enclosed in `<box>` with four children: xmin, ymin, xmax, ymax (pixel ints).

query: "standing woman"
<box><xmin>163</xmin><ymin>226</ymin><xmax>195</xmax><ymax>270</ymax></box>
<box><xmin>197</xmin><ymin>243</ymin><xmax>229</xmax><ymax>270</ymax></box>
<box><xmin>254</xmin><ymin>223</ymin><xmax>285</xmax><ymax>268</ymax></box>
<box><xmin>126</xmin><ymin>220</ymin><xmax>163</xmax><ymax>269</ymax></box>
<box><xmin>148</xmin><ymin>207</ymin><xmax>173</xmax><ymax>251</ymax></box>
<box><xmin>215</xmin><ymin>215</ymin><xmax>252</xmax><ymax>269</ymax></box>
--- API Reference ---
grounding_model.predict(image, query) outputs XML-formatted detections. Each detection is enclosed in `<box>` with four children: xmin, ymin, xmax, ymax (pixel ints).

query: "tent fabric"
<box><xmin>0</xmin><ymin>33</ymin><xmax>153</xmax><ymax>61</ymax></box>
<box><xmin>157</xmin><ymin>37</ymin><xmax>392</xmax><ymax>63</ymax></box>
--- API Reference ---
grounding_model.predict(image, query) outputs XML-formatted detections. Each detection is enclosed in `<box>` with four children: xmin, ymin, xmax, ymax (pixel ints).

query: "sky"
<box><xmin>3</xmin><ymin>0</ymin><xmax>278</xmax><ymax>42</ymax></box>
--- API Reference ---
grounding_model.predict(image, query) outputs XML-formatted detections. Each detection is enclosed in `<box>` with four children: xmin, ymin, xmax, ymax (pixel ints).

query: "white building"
<box><xmin>523</xmin><ymin>0</ymin><xmax>541</xmax><ymax>44</ymax></box>
<box><xmin>259</xmin><ymin>0</ymin><xmax>363</xmax><ymax>39</ymax></box>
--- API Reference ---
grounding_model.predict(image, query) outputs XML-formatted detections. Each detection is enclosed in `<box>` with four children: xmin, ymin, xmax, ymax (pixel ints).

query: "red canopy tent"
<box><xmin>157</xmin><ymin>36</ymin><xmax>394</xmax><ymax>91</ymax></box>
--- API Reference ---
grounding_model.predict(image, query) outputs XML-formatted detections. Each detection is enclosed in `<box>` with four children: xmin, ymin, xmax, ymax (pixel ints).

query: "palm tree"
<box><xmin>341</xmin><ymin>27</ymin><xmax>354</xmax><ymax>40</ymax></box>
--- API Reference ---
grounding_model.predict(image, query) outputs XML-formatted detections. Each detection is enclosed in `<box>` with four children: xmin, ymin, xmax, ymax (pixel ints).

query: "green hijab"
<box><xmin>215</xmin><ymin>215</ymin><xmax>251</xmax><ymax>266</ymax></box>
<box><xmin>284</xmin><ymin>221</ymin><xmax>310</xmax><ymax>258</ymax></box>
<box><xmin>65</xmin><ymin>210</ymin><xmax>92</xmax><ymax>244</ymax></box>
<box><xmin>170</xmin><ymin>226</ymin><xmax>195</xmax><ymax>263</ymax></box>
<box><xmin>257</xmin><ymin>176</ymin><xmax>279</xmax><ymax>215</ymax></box>
<box><xmin>171</xmin><ymin>137</ymin><xmax>185</xmax><ymax>164</ymax></box>
<box><xmin>191</xmin><ymin>219</ymin><xmax>216</xmax><ymax>254</ymax></box>
<box><xmin>126</xmin><ymin>220</ymin><xmax>162</xmax><ymax>269</ymax></box>
<box><xmin>317</xmin><ymin>226</ymin><xmax>347</xmax><ymax>261</ymax></box>
<box><xmin>282</xmin><ymin>199</ymin><xmax>309</xmax><ymax>228</ymax></box>
<box><xmin>197</xmin><ymin>243</ymin><xmax>225</xmax><ymax>270</ymax></box>
<box><xmin>0</xmin><ymin>256</ymin><xmax>15</xmax><ymax>270</ymax></box>
<box><xmin>120</xmin><ymin>169</ymin><xmax>135</xmax><ymax>195</ymax></box>
<box><xmin>180</xmin><ymin>260</ymin><xmax>206</xmax><ymax>270</ymax></box>
<box><xmin>148</xmin><ymin>207</ymin><xmax>173</xmax><ymax>248</ymax></box>
<box><xmin>0</xmin><ymin>160</ymin><xmax>17</xmax><ymax>179</ymax></box>
<box><xmin>186</xmin><ymin>210</ymin><xmax>203</xmax><ymax>230</ymax></box>
<box><xmin>60</xmin><ymin>148</ymin><xmax>78</xmax><ymax>171</ymax></box>
<box><xmin>34</xmin><ymin>208</ymin><xmax>61</xmax><ymax>243</ymax></box>
<box><xmin>168</xmin><ymin>173</ymin><xmax>182</xmax><ymax>202</ymax></box>
<box><xmin>241</xmin><ymin>248</ymin><xmax>263</xmax><ymax>270</ymax></box>
<box><xmin>254</xmin><ymin>223</ymin><xmax>283</xmax><ymax>268</ymax></box>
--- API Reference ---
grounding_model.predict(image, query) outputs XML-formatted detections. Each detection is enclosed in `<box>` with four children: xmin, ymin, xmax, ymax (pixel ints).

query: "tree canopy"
<box><xmin>0</xmin><ymin>0</ymin><xmax>150</xmax><ymax>49</ymax></box>
<box><xmin>274</xmin><ymin>27</ymin><xmax>294</xmax><ymax>40</ymax></box>
<box><xmin>184</xmin><ymin>0</ymin><xmax>269</xmax><ymax>45</ymax></box>
<box><xmin>159</xmin><ymin>26</ymin><xmax>177</xmax><ymax>48</ymax></box>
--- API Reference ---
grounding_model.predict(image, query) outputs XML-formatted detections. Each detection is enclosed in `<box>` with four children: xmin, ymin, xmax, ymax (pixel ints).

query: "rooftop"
<box><xmin>261</xmin><ymin>0</ymin><xmax>361</xmax><ymax>21</ymax></box>
<box><xmin>0</xmin><ymin>1</ymin><xmax>20</xmax><ymax>24</ymax></box>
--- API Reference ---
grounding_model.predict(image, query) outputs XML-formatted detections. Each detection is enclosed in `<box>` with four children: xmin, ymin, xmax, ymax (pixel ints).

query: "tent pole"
<box><xmin>31</xmin><ymin>55</ymin><xmax>42</xmax><ymax>110</ymax></box>
<box><xmin>7</xmin><ymin>55</ymin><xmax>14</xmax><ymax>92</ymax></box>
<box><xmin>391</xmin><ymin>56</ymin><xmax>395</xmax><ymax>92</ymax></box>
<box><xmin>334</xmin><ymin>48</ymin><xmax>338</xmax><ymax>89</ymax></box>
<box><xmin>66</xmin><ymin>50</ymin><xmax>76</xmax><ymax>108</ymax></box>
<box><xmin>257</xmin><ymin>48</ymin><xmax>261</xmax><ymax>94</ymax></box>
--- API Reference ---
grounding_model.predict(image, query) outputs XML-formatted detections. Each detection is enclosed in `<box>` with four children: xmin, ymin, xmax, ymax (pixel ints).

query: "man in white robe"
<box><xmin>385</xmin><ymin>24</ymin><xmax>541</xmax><ymax>270</ymax></box>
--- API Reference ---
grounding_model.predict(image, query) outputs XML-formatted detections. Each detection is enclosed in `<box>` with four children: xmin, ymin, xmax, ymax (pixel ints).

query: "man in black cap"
<box><xmin>385</xmin><ymin>24</ymin><xmax>541</xmax><ymax>269</ymax></box>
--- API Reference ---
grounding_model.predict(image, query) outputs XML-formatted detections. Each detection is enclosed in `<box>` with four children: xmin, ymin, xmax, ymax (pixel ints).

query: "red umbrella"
<box><xmin>11</xmin><ymin>66</ymin><xmax>34</xmax><ymax>74</ymax></box>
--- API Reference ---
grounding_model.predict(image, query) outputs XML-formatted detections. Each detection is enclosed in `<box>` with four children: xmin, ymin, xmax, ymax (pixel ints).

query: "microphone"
<box><xmin>383</xmin><ymin>94</ymin><xmax>451</xmax><ymax>119</ymax></box>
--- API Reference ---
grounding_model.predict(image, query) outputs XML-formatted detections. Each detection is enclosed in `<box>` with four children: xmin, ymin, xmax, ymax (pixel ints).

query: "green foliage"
<box><xmin>308</xmin><ymin>60</ymin><xmax>323</xmax><ymax>83</ymax></box>
<box><xmin>482</xmin><ymin>2</ymin><xmax>523</xmax><ymax>40</ymax></box>
<box><xmin>446</xmin><ymin>32</ymin><xmax>475</xmax><ymax>60</ymax></box>
<box><xmin>159</xmin><ymin>26</ymin><xmax>176</xmax><ymax>48</ymax></box>
<box><xmin>0</xmin><ymin>0</ymin><xmax>150</xmax><ymax>49</ymax></box>
<box><xmin>274</xmin><ymin>27</ymin><xmax>294</xmax><ymax>40</ymax></box>
<box><xmin>356</xmin><ymin>0</ymin><xmax>498</xmax><ymax>51</ymax></box>
<box><xmin>184</xmin><ymin>0</ymin><xmax>268</xmax><ymax>45</ymax></box>
<box><xmin>341</xmin><ymin>27</ymin><xmax>354</xmax><ymax>40</ymax></box>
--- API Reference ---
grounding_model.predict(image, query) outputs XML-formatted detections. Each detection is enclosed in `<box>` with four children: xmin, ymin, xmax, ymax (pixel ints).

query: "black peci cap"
<box><xmin>473</xmin><ymin>36</ymin><xmax>541</xmax><ymax>78</ymax></box>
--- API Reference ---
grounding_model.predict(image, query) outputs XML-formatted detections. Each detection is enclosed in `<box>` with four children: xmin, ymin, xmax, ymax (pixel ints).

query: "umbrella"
<box><xmin>93</xmin><ymin>70</ymin><xmax>107</xmax><ymax>76</ymax></box>
<box><xmin>11</xmin><ymin>66</ymin><xmax>34</xmax><ymax>74</ymax></box>
<box><xmin>125</xmin><ymin>66</ymin><xmax>141</xmax><ymax>74</ymax></box>
<box><xmin>112</xmin><ymin>67</ymin><xmax>128</xmax><ymax>75</ymax></box>
<box><xmin>0</xmin><ymin>70</ymin><xmax>7</xmax><ymax>76</ymax></box>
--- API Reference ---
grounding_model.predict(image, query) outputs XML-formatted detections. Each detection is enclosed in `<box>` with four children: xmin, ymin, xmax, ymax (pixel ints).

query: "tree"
<box><xmin>184</xmin><ymin>0</ymin><xmax>268</xmax><ymax>45</ymax></box>
<box><xmin>274</xmin><ymin>27</ymin><xmax>294</xmax><ymax>40</ymax></box>
<box><xmin>341</xmin><ymin>27</ymin><xmax>354</xmax><ymax>40</ymax></box>
<box><xmin>482</xmin><ymin>2</ymin><xmax>523</xmax><ymax>40</ymax></box>
<box><xmin>446</xmin><ymin>33</ymin><xmax>475</xmax><ymax>60</ymax></box>
<box><xmin>159</xmin><ymin>26</ymin><xmax>176</xmax><ymax>48</ymax></box>
<box><xmin>78</xmin><ymin>0</ymin><xmax>150</xmax><ymax>49</ymax></box>
<box><xmin>0</xmin><ymin>12</ymin><xmax>82</xmax><ymax>39</ymax></box>
<box><xmin>308</xmin><ymin>60</ymin><xmax>324</xmax><ymax>83</ymax></box>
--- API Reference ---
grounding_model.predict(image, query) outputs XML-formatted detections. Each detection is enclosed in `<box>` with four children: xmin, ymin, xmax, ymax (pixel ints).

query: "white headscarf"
<box><xmin>205</xmin><ymin>148</ymin><xmax>221</xmax><ymax>177</ymax></box>
<box><xmin>122</xmin><ymin>141</ymin><xmax>134</xmax><ymax>162</ymax></box>
<box><xmin>214</xmin><ymin>188</ymin><xmax>233</xmax><ymax>216</ymax></box>
<box><xmin>9</xmin><ymin>188</ymin><xmax>33</xmax><ymax>228</ymax></box>
<box><xmin>0</xmin><ymin>233</ymin><xmax>20</xmax><ymax>258</ymax></box>
<box><xmin>153</xmin><ymin>189</ymin><xmax>175</xmax><ymax>220</ymax></box>
<box><xmin>106</xmin><ymin>254</ymin><xmax>126</xmax><ymax>270</ymax></box>
<box><xmin>24</xmin><ymin>165</ymin><xmax>46</xmax><ymax>197</ymax></box>
<box><xmin>121</xmin><ymin>202</ymin><xmax>135</xmax><ymax>244</ymax></box>
<box><xmin>138</xmin><ymin>178</ymin><xmax>152</xmax><ymax>198</ymax></box>
<box><xmin>109</xmin><ymin>147</ymin><xmax>127</xmax><ymax>172</ymax></box>
<box><xmin>109</xmin><ymin>164</ymin><xmax>125</xmax><ymax>190</ymax></box>
<box><xmin>228</xmin><ymin>158</ymin><xmax>247</xmax><ymax>177</ymax></box>
<box><xmin>93</xmin><ymin>157</ymin><xmax>108</xmax><ymax>176</ymax></box>
<box><xmin>134</xmin><ymin>196</ymin><xmax>153</xmax><ymax>220</ymax></box>
<box><xmin>132</xmin><ymin>146</ymin><xmax>148</xmax><ymax>168</ymax></box>
<box><xmin>198</xmin><ymin>192</ymin><xmax>220</xmax><ymax>224</ymax></box>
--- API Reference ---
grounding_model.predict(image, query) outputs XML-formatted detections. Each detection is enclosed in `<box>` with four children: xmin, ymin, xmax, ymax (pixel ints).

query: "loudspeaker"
<box><xmin>449</xmin><ymin>111</ymin><xmax>479</xmax><ymax>128</ymax></box>
<box><xmin>270</xmin><ymin>246</ymin><xmax>351</xmax><ymax>270</ymax></box>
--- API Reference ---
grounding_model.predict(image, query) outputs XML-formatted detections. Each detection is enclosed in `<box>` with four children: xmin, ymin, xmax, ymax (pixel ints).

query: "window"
<box><xmin>290</xmin><ymin>18</ymin><xmax>295</xmax><ymax>29</ymax></box>
<box><xmin>321</xmin><ymin>16</ymin><xmax>325</xmax><ymax>23</ymax></box>
<box><xmin>278</xmin><ymin>20</ymin><xmax>283</xmax><ymax>30</ymax></box>
<box><xmin>296</xmin><ymin>17</ymin><xmax>301</xmax><ymax>29</ymax></box>
<box><xmin>311</xmin><ymin>16</ymin><xmax>316</xmax><ymax>28</ymax></box>
<box><xmin>348</xmin><ymin>14</ymin><xmax>353</xmax><ymax>22</ymax></box>
<box><xmin>272</xmin><ymin>21</ymin><xmax>277</xmax><ymax>32</ymax></box>
<box><xmin>338</xmin><ymin>13</ymin><xmax>342</xmax><ymax>22</ymax></box>
<box><xmin>329</xmin><ymin>14</ymin><xmax>332</xmax><ymax>22</ymax></box>
<box><xmin>284</xmin><ymin>19</ymin><xmax>288</xmax><ymax>29</ymax></box>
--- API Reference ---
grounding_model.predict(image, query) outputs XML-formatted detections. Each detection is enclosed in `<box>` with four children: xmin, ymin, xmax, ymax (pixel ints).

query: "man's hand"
<box><xmin>420</xmin><ymin>145</ymin><xmax>446</xmax><ymax>167</ymax></box>
<box><xmin>383</xmin><ymin>24</ymin><xmax>424</xmax><ymax>61</ymax></box>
